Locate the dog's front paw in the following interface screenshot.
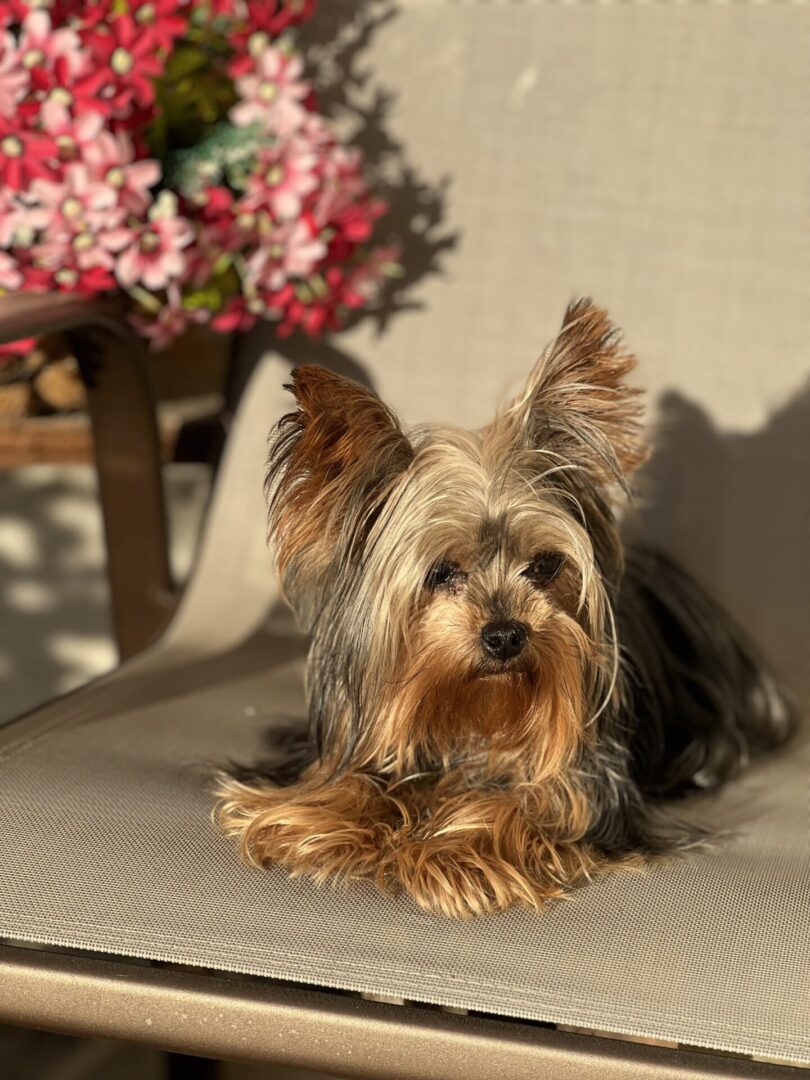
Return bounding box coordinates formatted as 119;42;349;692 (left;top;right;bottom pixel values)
214;773;393;886
385;835;565;919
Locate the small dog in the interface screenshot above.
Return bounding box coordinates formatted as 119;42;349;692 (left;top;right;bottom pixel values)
216;299;793;918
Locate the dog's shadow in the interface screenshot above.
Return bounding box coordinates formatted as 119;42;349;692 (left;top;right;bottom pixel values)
624;384;810;705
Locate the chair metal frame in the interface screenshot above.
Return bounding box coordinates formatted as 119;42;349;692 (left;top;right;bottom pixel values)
0;943;797;1079
0;294;175;659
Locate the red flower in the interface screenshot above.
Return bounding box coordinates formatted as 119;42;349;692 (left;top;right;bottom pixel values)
19;257;120;295
27;57;112;121
264;275;338;339
211;296;257;334
72;1;117;31
128;0;189;53
82;16;163;115
0;336;36;360
229;1;317;63
109;103;156;156
192;184;234;224
51;264;117;292
242;0;318;38
0;116;57;188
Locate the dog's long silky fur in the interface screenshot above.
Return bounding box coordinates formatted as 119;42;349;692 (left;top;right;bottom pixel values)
215;299;794;918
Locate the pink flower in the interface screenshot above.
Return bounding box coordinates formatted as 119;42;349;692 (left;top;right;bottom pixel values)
241;138;318;222
311;143;368;228
0;32;27;120
265;241;397;339
31;162;120;235
231;47;309;138
185;185;245;278
0;0;389;346
83;128;160;213
0;251;22;290
245;217;325;293
18;11;87;79
41;103;104;162
128;283;207;351
296;111;332;151
0;187;51;250
115;191;194;291
30;163;130;273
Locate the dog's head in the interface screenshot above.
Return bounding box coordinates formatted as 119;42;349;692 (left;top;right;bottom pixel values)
266;299;647;779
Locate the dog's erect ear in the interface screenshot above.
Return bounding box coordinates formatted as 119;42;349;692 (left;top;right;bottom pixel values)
490;299;647;487
266;365;413;582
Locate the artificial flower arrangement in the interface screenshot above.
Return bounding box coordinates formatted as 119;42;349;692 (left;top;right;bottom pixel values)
0;0;398;357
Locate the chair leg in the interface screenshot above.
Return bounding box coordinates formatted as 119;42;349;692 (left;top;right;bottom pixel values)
69;323;177;659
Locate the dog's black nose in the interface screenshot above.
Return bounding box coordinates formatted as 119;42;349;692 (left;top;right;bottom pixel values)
480;620;528;662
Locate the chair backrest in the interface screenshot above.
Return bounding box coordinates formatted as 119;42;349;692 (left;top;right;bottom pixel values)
238;1;809;698
160;355;292;658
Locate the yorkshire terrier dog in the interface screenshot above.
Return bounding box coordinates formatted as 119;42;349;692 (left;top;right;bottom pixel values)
216;299;793;918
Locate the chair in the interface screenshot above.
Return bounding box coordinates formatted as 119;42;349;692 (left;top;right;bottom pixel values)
1;3;807;1076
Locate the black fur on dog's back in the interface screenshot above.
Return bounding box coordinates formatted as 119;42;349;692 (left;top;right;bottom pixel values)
617;546;795;800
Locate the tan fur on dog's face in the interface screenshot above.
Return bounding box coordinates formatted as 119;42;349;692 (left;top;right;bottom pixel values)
353;425;610;777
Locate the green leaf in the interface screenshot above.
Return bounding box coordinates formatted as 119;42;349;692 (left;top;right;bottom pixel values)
181;265;241;313
146;36;238;158
162;121;262;197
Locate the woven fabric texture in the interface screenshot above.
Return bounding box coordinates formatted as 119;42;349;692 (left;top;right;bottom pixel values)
0;621;807;1062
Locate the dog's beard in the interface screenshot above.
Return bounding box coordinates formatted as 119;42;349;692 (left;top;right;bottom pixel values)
361;613;597;782
214;615;612;919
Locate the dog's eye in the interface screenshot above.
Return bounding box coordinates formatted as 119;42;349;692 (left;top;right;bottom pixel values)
426;560;461;590
523;551;565;587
